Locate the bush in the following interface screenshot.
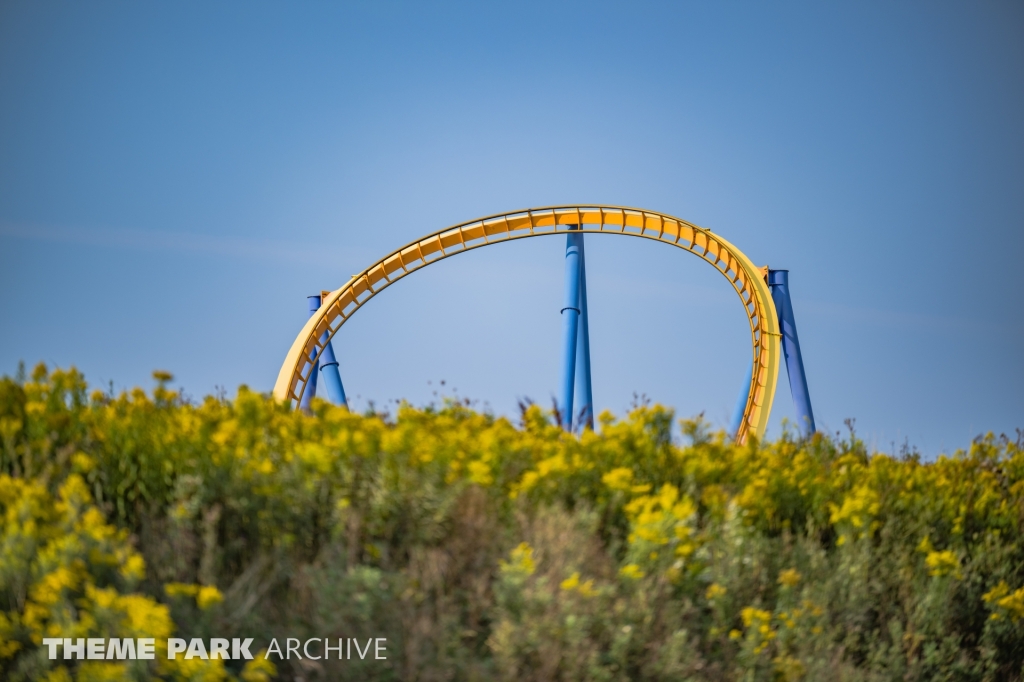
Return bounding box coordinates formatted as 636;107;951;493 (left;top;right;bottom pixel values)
0;364;1021;681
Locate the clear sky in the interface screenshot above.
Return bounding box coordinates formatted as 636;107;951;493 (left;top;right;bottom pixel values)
1;1;1021;456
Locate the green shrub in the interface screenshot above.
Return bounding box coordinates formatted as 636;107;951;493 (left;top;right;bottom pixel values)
0;364;1021;681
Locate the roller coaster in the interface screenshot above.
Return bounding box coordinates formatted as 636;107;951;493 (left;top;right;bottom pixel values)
273;205;815;443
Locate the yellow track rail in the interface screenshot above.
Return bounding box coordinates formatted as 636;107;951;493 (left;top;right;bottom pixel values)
273;205;780;442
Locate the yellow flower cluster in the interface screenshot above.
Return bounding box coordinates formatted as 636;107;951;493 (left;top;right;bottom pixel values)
777;569;802;588
622;484;698;564
560;572;597;598
0;472;226;679
983;581;1024;622
164;583;225;610
705;582;727;600
739;607;776;653
500;542;536;577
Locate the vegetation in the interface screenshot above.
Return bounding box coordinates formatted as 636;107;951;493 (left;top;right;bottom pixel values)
1;364;1022;681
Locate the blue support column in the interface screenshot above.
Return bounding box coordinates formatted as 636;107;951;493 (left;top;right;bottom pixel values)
299;295;322;412
558;228;584;430
575;234;594;430
729;361;753;440
318;332;348;408
300;294;348;411
768;269;815;436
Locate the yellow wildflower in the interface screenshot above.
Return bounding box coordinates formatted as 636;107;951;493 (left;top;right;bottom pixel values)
602;467;634;491
560;572;596;597
620;564;645;580
778;568;802;588
197;585;224;610
467;460;494;486
120;554;146;582
741;607;773;629
500;542;536;576
706;583;727;600
983;581;1024;622
925;550;961;579
164;582;200;599
71;452;96;473
241;652;278;682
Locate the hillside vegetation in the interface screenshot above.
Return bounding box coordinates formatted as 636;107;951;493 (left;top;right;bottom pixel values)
1;365;1022;681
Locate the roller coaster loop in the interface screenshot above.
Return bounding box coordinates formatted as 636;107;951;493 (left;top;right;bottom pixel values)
273;205;786;443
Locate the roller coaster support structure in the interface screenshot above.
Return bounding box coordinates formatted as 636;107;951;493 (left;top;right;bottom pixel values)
729;362;754;440
299;296;322;411
576;235;594;430
768;269;814;437
299;294;348;411
559;226;593;431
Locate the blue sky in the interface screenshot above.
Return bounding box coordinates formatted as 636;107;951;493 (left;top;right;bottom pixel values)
1;1;1021;455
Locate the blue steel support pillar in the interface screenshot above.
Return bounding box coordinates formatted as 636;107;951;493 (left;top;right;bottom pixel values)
575;234;594;430
300;294;348;411
768;269;815;436
728;361;753;440
558;228;584;430
318;332;348;408
299;295;322;412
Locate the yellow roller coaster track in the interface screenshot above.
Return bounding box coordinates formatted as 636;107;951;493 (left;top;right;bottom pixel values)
273;205;781;443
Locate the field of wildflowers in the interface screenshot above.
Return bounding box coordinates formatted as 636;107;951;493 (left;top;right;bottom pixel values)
0;364;1021;681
